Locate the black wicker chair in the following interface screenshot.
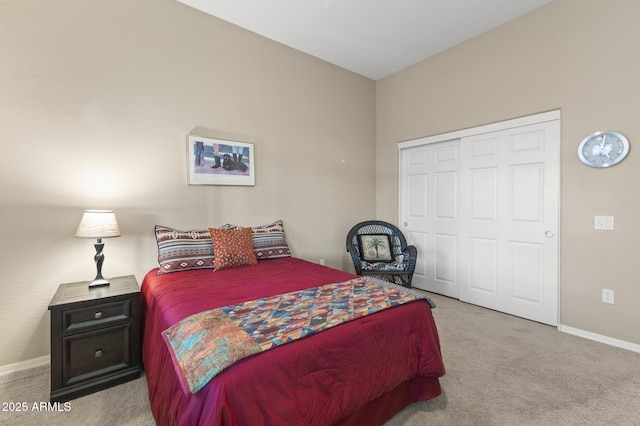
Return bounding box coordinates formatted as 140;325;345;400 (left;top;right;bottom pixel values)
346;220;417;288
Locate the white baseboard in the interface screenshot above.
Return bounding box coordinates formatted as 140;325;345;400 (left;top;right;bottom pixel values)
0;355;49;376
558;324;640;354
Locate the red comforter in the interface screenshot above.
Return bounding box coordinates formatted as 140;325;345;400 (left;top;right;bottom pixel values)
141;258;445;426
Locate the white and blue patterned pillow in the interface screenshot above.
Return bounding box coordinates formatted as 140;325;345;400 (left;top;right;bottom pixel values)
360;260;407;272
155;225;215;274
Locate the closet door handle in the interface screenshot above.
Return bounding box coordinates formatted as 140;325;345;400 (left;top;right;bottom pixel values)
545;231;554;238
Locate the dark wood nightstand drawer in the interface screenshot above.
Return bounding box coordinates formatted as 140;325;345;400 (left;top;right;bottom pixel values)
63;299;131;332
63;324;131;386
49;275;141;402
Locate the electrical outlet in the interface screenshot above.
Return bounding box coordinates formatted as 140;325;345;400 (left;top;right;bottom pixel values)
602;289;614;304
594;216;614;230
319;258;325;266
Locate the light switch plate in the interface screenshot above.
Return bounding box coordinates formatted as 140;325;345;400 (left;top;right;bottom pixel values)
594;216;614;230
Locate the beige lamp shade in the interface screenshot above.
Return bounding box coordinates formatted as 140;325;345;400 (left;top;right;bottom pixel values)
75;210;121;239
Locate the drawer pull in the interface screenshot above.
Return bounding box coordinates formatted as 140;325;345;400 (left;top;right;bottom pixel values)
95;349;103;358
94;311;103;320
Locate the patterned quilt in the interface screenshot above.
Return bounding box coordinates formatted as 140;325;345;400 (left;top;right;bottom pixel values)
163;277;434;394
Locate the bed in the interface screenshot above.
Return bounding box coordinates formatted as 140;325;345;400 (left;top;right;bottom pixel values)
141;223;445;425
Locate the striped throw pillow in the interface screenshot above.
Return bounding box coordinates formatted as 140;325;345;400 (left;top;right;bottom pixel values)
251;220;291;259
155;225;215;274
223;220;292;260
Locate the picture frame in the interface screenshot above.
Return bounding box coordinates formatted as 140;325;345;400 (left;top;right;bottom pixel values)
357;234;393;262
187;135;255;186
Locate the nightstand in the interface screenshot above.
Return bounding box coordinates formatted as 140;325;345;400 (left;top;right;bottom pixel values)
48;275;141;402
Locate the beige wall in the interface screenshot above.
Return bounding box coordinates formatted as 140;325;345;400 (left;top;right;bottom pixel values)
2;0;639;369
377;0;640;345
0;0;375;367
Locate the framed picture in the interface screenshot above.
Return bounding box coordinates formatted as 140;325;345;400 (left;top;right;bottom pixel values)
187;135;255;186
357;234;393;262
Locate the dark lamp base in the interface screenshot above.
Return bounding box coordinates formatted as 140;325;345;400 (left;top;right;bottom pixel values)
89;279;110;288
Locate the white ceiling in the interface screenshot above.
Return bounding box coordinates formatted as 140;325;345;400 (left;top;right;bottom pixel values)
177;0;554;81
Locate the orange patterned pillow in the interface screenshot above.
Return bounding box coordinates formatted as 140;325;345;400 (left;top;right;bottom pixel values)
209;227;258;271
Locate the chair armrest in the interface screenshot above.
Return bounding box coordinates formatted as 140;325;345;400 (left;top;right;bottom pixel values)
346;244;363;274
404;245;417;258
403;245;418;272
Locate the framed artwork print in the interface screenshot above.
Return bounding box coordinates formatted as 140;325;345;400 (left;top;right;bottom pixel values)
187;135;255;186
358;234;393;262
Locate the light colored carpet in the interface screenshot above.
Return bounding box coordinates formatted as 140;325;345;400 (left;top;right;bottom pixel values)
1;293;639;425
385;294;640;426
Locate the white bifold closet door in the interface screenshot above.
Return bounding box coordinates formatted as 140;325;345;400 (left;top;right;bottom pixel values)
399;112;559;326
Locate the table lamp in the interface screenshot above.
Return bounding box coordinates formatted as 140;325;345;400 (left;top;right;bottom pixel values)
75;210;121;287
